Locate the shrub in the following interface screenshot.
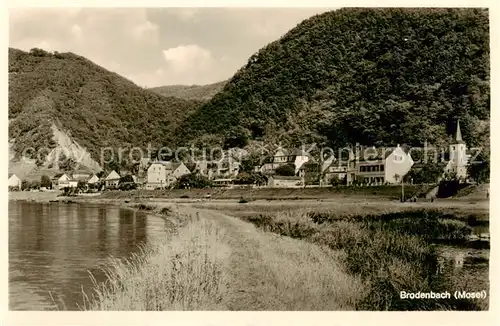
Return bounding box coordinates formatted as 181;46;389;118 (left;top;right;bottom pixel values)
159;207;172;215
133;204;155;211
244;208;483;310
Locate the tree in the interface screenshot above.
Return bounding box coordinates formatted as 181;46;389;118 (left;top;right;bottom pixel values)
21;180;30;191
30;180;41;190
407;163;443;184
330;176;345;186
468;158;490;184
40;175;52;188
275;164;296;176
174;173;212;189
77;181;87;193
234;172;266;185
58;152;77;172
118;175;137;190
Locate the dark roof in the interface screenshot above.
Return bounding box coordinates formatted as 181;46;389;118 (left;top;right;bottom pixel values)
184;163;196;172
52;173;65;179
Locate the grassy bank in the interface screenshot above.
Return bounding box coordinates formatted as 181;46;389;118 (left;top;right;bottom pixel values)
99;184;433;201
83;209;231;310
199;199;489;225
243;209;486;310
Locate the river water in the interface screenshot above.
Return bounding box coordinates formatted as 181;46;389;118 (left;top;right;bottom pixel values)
9;201;490;310
8;201;170;310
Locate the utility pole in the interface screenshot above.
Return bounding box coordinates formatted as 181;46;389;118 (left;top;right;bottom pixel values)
401;177;405;202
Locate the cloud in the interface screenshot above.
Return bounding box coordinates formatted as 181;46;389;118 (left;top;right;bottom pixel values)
9;8;335;87
175;8;199;22
71;24;82;38
131;20;159;44
162;44;213;75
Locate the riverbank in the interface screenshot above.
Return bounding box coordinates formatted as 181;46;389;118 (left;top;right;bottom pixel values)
98;185;436;201
81;202;488;310
80;203;365;310
84;209;231;310
9;189;489;221
238;209;489;310
10;190;489;310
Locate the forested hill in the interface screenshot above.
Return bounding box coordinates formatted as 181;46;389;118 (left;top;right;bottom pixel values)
8;47;201;166
150;81;228;101
176;8;490;151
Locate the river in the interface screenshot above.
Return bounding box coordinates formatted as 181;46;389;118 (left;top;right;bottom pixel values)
8;201;170;310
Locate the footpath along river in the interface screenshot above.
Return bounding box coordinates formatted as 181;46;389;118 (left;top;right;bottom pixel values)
8;199;490;310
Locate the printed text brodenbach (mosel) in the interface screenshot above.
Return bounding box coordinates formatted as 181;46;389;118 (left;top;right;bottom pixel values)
400;291;487;300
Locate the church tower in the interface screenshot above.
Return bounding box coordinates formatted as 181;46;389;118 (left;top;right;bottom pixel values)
448;119;468;180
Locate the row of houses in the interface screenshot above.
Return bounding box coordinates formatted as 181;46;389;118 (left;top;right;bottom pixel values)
51;170;130;190
8;121;470;191
8;169;124;191
104;120;472;189
261;120;470;187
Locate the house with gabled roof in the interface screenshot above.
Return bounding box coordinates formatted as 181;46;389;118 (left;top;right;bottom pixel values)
260;147;312;176
354;144;414;185
105;170;121;189
87;174;100;185
8;173;22;190
51;173;70;190
146;161;191;190
321;153;357;185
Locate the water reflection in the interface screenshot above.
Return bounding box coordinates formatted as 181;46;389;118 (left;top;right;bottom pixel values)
9;201;167;311
435;243;490;297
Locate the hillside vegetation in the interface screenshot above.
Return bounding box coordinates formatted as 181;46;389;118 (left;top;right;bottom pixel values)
150;81;228;101
8;48;201;166
177;8;489;150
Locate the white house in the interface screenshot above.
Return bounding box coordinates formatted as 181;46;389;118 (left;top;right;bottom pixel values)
384;145;415;184
146;161;191;189
105;170;121;188
8;173;21;190
51;173;70;190
87;175;100;185
260;147;311;176
355;145;414;185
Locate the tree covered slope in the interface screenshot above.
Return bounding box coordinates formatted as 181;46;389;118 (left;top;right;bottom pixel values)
150;81;228;101
177;8;489;150
9;48;201;165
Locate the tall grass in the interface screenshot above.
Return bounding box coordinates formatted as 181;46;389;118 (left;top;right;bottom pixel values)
83;214;230;310
243;209;483;310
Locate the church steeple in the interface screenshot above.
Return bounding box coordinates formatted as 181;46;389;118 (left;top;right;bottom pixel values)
453;119;465;144
455;119;463;142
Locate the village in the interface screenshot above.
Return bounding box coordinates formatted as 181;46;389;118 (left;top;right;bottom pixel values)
8;120;475;196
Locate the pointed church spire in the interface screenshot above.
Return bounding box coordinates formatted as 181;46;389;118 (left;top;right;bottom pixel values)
455;119;463;143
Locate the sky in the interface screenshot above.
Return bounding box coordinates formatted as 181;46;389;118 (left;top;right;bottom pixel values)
9;8;335;87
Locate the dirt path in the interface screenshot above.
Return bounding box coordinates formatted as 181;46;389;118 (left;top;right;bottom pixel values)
176;205;363;310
